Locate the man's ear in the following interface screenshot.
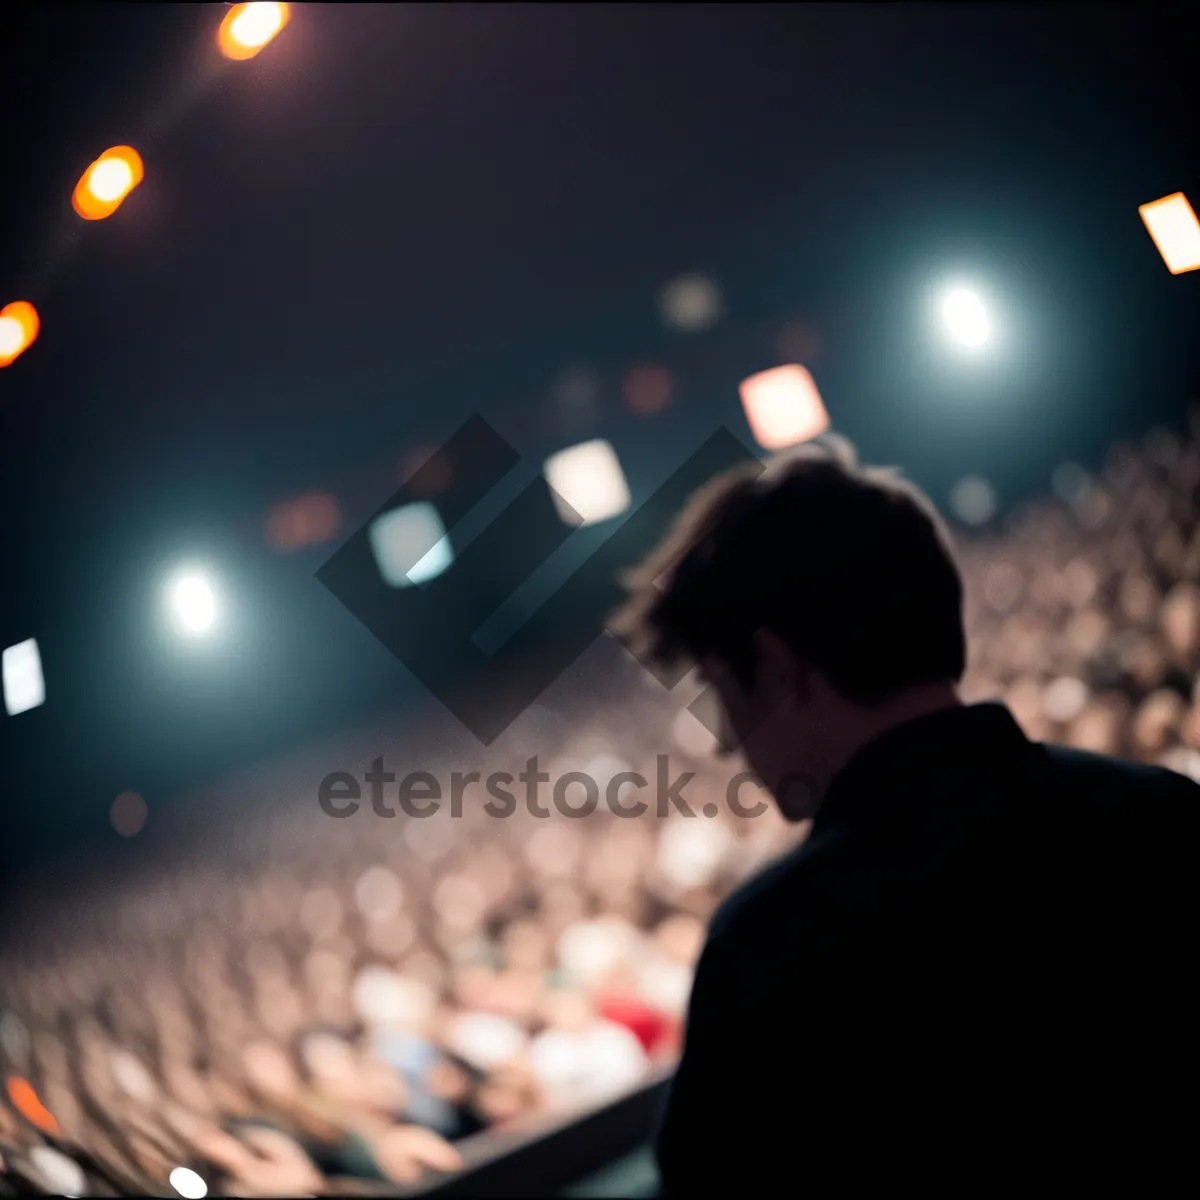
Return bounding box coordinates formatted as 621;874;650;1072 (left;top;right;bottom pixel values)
751;629;809;703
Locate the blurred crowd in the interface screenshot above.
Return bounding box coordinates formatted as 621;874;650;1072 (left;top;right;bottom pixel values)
4;416;1200;1196
957;416;1200;777
0;676;801;1195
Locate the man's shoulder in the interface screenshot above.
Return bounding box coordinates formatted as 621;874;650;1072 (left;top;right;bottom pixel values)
1034;740;1200;814
707;829;840;945
1038;740;1187;785
706;745;1198;945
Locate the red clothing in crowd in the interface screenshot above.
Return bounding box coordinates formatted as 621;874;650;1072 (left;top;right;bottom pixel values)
597;993;676;1056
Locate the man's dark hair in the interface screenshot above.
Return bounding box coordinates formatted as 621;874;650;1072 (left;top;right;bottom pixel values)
610;434;966;704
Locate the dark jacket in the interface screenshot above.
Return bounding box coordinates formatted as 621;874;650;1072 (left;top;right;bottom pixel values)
656;703;1197;1192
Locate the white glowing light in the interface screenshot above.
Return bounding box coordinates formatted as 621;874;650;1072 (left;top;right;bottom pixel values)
170;574;217;634
231;2;286;48
29;1148;85;1198
2;638;45;715
169;1167;208;1199
941;289;989;347
87;157;134;202
738;364;829;450
0;317;24;357
369;502;454;587
1139;192;1200;275
544;439;631;527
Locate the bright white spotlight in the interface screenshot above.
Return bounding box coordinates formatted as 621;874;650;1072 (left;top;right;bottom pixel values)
169;1166;209;1199
1139;192;1200;275
941;289;989;348
543;439;631;527
231;3;286;50
87;157;134;203
170;574;217;635
2;638;45;716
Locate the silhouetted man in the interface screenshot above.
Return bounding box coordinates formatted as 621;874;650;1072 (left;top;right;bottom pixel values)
611;435;1196;1191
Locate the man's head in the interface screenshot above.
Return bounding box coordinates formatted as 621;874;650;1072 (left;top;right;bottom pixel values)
611;435;965;818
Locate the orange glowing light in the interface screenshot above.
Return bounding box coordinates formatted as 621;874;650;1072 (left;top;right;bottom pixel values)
6;1077;60;1135
0;301;40;368
1139;193;1200;275
266;493;341;551
738;364;829;450
72;146;144;220
218;3;291;61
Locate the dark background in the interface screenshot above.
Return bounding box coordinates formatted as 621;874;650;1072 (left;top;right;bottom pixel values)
1;3;1197;872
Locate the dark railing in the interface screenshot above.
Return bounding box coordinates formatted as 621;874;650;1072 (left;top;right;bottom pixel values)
380;1069;671;1198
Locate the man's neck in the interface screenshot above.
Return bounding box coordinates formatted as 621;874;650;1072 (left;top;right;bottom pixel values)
831;681;963;784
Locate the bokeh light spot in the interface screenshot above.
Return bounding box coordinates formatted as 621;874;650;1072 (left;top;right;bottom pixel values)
111;792;148;838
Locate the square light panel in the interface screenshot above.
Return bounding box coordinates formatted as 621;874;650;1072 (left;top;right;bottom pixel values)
543;439;632;527
1139;192;1200;275
3;638;45;716
739;364;830;450
369;502;454;587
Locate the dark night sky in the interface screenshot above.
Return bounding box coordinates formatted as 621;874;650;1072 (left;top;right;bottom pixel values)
1;3;1198;869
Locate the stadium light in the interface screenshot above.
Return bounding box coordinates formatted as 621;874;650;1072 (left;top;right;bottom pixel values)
168;572;218;635
2;638;45;716
940;288;990;348
168;1167;209;1199
1138;192;1200;275
369;503;455;588
218;3;290;61
738;364;829;450
72;146;144;221
0;301;39;368
543;439;632;527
